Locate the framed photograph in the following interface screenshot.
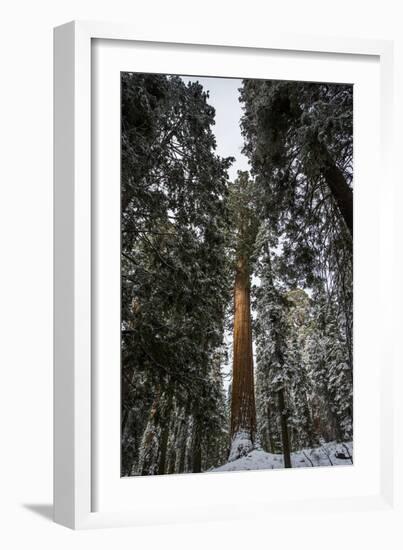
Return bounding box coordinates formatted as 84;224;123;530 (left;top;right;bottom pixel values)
54;21;396;530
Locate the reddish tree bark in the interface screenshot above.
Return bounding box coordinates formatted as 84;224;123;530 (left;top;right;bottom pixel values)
230;255;257;447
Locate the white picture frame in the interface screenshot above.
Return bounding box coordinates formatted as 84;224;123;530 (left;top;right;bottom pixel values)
54;20;398;530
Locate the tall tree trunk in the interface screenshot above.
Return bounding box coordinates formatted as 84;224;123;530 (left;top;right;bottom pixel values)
176;413;188;474
157;390;173;475
264;243;292;467
277;389;292;468
191;416;202;473
230;254;256;459
167;413;182;474
139;388;161;475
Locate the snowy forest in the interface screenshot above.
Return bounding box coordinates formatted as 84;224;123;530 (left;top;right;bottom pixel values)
121;73;353;476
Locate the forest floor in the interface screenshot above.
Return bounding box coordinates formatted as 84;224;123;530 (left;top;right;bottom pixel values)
211;441;353;472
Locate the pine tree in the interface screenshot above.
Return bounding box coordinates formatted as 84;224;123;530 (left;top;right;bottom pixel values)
240;80;353;238
283;289;317;449
254;224;292;467
241;78;353;454
121;73;233;475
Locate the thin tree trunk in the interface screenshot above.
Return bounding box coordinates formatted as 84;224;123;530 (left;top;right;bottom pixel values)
230;254;256;456
277;389;292;468
191;417;202;473
176;414;188;474
157;390;173;475
139;388;161;475
264;243;292;467
167;413;182;474
267;404;276;453
316;141;353;237
303;393;315;448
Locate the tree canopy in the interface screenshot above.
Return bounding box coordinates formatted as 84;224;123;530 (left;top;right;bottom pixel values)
121;74;353;476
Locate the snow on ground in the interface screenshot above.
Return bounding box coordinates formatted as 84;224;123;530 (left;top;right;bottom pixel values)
228;431;254;462
211;441;353;472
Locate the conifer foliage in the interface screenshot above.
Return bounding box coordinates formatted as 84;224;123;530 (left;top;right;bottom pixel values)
241;79;353;462
121;73;232;475
121;74;353;475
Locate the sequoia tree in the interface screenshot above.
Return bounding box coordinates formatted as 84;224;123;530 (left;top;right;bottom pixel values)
228;172;259;460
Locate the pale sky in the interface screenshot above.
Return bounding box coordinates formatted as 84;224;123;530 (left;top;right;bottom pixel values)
180;76;250;181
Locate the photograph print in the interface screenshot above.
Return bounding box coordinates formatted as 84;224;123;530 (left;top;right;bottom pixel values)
121;73;353;476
